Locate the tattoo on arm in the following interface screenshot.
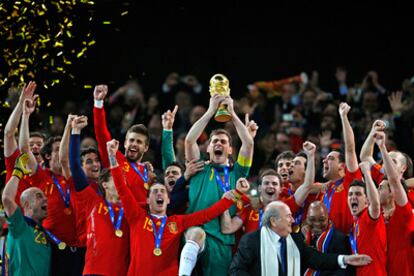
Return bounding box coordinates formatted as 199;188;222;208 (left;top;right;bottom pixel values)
109;155;118;167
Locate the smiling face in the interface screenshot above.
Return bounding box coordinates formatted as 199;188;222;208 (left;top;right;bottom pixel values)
164;165;182;192
82;152;101;181
306;202;329;238
124;132;149;162
348;185;368;217
289;156;306;185
22;187;48;222
269;204;294;237
259;175;281;205
147;184;170;215
207;133;232;165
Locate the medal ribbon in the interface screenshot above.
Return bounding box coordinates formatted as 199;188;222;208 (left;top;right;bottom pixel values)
149;214;167;250
258;208;263;228
349;220;359;254
213;167;230;193
105;199;124;233
24;216;64;248
293;206;304;227
52;175;70;208
323;179;343;215
130;162;148;184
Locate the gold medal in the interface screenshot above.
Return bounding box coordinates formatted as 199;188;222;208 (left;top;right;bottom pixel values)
115;229;123;238
293;224;300;233
58;242;66;250
144;183;149;190
64;207;72;215
153;248;162;256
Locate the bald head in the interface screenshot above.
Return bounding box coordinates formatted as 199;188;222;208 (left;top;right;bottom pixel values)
306;201;329;237
20;187;48;222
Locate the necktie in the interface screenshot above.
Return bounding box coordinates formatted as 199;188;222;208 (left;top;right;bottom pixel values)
279;237;287;274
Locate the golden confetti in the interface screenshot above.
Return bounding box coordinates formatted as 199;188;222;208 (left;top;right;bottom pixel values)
0;0;96;87
121;11;128;16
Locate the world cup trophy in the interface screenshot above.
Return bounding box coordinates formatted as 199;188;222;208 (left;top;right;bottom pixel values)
209;73;232;122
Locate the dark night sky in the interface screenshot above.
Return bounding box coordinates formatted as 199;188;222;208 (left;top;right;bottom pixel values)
70;1;413;98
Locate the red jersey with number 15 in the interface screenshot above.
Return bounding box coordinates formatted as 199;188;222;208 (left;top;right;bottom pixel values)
111;166;234;276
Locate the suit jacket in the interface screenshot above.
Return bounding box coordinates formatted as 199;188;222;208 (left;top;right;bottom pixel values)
229;230;341;276
309;229;355;276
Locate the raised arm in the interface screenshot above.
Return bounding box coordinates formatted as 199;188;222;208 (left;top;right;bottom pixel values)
223;97;254;161
19;98;38;173
185;94;223;161
107;139;141;221
220;210;243;234
359;161;381;219
161;105;178;169
59;114;76;179
374;132;407;206
294;141;316;206
2;153;31;217
4;82;37;157
339;102;358;172
360;120;386;165
93;84;114;168
69;115;90;191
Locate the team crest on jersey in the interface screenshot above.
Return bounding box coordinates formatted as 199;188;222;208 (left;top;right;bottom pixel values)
335;184;344;192
167;222;178;234
123;162;130;172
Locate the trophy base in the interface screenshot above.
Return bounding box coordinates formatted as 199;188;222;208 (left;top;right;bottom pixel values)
214;113;232;123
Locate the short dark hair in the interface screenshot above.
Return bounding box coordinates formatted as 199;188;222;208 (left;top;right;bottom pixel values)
80;147;100;164
165;161;184;174
147;183;168;198
295;151;308;168
274;151;295;167
126;124;150;145
259;168;282;185
208;129;232;146
332;149;345;163
98;168;110;196
349;179;367;195
40;136;61;168
29;131;47;141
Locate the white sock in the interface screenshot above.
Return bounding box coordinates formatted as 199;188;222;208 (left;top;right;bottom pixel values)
178;240;201;276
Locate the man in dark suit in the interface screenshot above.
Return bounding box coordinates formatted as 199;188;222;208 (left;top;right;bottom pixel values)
229;201;371;276
302;201;354;275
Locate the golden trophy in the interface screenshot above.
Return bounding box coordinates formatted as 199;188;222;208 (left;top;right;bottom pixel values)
209;73;232;122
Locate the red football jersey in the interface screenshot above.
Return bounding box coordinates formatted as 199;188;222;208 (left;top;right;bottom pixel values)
74;186;130;276
111;166;234;276
385;202;414;275
72;181;100;247
27;168;78;246
324;168;362;234
352;208;387;276
94;106;148;202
